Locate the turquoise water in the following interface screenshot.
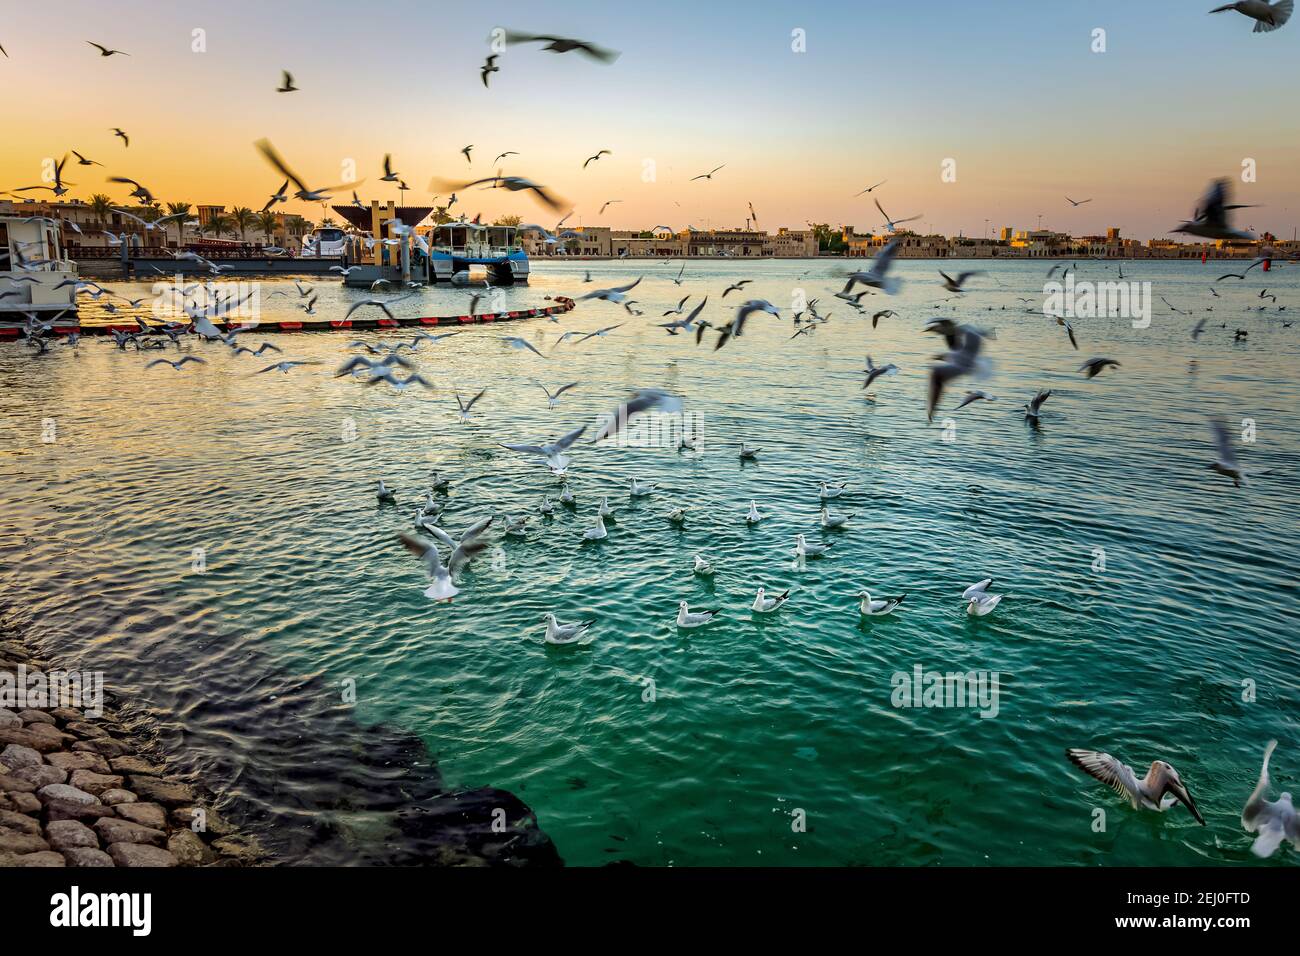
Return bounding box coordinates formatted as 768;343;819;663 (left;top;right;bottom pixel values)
1;257;1296;866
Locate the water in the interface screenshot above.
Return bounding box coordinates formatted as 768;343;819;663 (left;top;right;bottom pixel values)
1;257;1296;866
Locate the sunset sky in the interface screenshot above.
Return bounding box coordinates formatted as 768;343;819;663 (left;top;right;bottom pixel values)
3;0;1297;239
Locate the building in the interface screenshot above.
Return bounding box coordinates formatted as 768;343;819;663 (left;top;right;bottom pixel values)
772;228;818;257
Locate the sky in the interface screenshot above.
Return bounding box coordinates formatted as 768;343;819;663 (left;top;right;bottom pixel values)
2;0;1297;240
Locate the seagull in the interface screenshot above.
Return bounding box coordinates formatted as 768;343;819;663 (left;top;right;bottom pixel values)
429;173;566;211
853;179;887;196
1023;389;1052;422
111;128;129;147
501;335;547;358
335;354;414;377
666;506;687;525
539;382;578;408
691;164;726;181
399;530;488;603
793;534;830;559
461;144;473;163
498;425;587;471
1173;178;1256;241
738;443;761;461
861;355;899;391
1079;357;1120;379
629;478;656;497
379;154;402;183
255;138;358;201
87;41;129;57
502;31;621;63
583;149;611;168
277;70;298;92
146;356;205;371
598;199;621;215
926;322;991;422
71;150;102;167
676;601;720;630
871;309;896;329
662;294;692;317
455;388;487;422
939;270;981;294
842;238;902;295
578;276;640;305
672;261;687;285
597;496;616;520
721;279;751;298
1065;196;1092;206
715;299;779;350
955;390;995;410
1055;316;1079;350
377;480;398;503
858;590;905;616
591;389;684;443
1066;748;1206;825
1208;416;1265;487
365;370;433;391
962;578;1003;616
693;554;715;576
745;500;767;524
544;612;594;645
343;294;414;323
480;54;499;87
581;514;608;541
818;481;847;500
819;506;853;529
1209;1;1293;32
874;197;921;231
539;495;555;516
258;361;320;374
1240;740;1298;857
751;587;790;614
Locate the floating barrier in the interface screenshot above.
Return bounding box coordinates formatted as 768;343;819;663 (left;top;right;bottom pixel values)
0;297;575;338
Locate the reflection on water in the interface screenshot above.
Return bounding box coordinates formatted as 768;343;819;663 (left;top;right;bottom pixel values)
1;258;1296;866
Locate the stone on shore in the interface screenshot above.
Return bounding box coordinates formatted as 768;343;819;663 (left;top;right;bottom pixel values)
100;788;138;806
115;802;167;830
61;846;115;867
14;764;68;788
45;819;99;851
37;783;98;805
93;817;166;847
68;769;124;796
0;829;50;854
46;751;112;774
108;843;178;867
1;743;42;769
16;850;66;867
127;775;196;806
166;829;211;866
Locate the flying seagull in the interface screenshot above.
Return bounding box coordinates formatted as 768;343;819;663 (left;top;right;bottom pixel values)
502;31;620;63
715;299;779;350
1079;357;1121;379
1207;416;1266;487
1066;748;1206;825
429;174;566;211
1065;196;1092;206
481;54;499;87
584;149;611;169
875;197;921;231
1023;388;1052;422
1173;178;1256;241
939;270;980;294
592;389;684;443
1240;739;1299;858
925;323;990;421
111;128;129;147
87;41;129;57
399;530;488;603
277;70;298;92
499;425;588;471
853;179;887;196
1209;1;1293;33
255;138;357;201
691;164;726;182
843;238;903;295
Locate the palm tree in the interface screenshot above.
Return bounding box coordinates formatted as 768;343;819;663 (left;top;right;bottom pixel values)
230;206;257;244
204;214;233;240
165;201;191;250
256;210;278;245
88;193;115;235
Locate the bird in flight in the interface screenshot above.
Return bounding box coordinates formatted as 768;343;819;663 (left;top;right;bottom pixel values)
875;198;921;231
87;41;129;57
584;149;611;169
599;199;621;215
71;150;101;166
481;54;499;87
277;70;298;92
853;180;887;196
691;164;725;182
1209;1;1293;33
111;127;129;147
502;31;620;63
1065;196;1091;206
461;144;473;164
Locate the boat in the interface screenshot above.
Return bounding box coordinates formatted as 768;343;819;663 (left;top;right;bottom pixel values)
0;214;79;325
330;201;528;287
301;225;348;258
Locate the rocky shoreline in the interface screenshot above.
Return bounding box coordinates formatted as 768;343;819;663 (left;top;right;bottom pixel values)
0;637;265;868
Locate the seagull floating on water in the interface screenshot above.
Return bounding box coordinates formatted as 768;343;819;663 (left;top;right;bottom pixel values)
858;590;905;616
963;578;1003;616
544;612;594;645
676;601;719;630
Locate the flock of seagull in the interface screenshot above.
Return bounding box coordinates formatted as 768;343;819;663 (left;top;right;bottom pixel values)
3;13;1297;861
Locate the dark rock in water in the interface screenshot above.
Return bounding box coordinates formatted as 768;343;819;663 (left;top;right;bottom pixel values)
389;788;563;867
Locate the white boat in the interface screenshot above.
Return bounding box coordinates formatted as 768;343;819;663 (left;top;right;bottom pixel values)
301;225;348;258
0;215;79;322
